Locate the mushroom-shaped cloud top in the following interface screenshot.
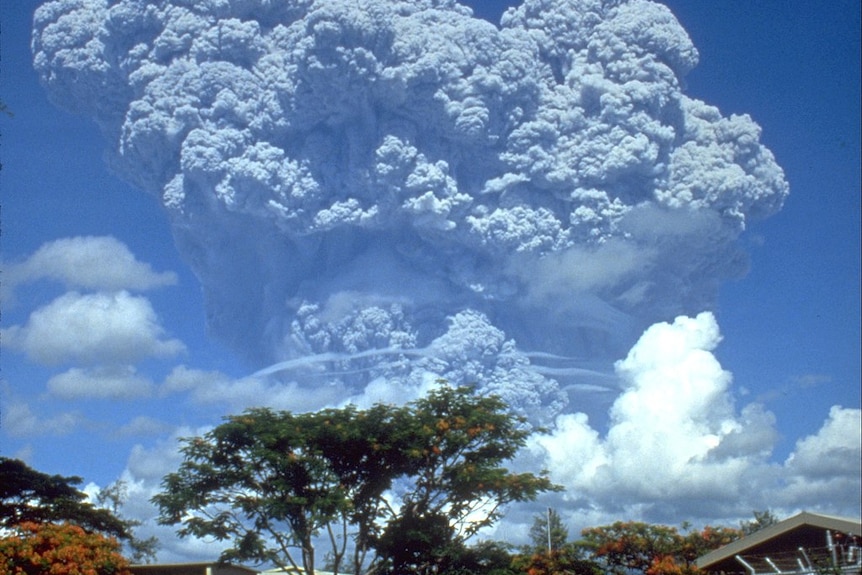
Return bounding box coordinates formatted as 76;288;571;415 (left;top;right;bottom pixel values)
33;0;787;418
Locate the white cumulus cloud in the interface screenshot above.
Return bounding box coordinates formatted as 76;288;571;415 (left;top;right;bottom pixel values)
778;405;862;512
2;236;176;303
532;313;775;517
785;406;862;478
2;291;185;365
2;401;83;438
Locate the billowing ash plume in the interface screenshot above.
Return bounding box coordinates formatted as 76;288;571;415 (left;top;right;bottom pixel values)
32;0;787;420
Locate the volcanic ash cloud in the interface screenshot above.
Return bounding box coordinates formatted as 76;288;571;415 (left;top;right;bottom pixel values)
32;0;788;417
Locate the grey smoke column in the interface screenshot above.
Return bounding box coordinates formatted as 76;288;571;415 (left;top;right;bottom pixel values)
32;0;787;417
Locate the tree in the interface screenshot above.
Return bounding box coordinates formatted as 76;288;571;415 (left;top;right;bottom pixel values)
739;510;779;535
374;509;456;574
370;385;559;575
460;540;518;575
512;548;602;575
154;383;558;575
154;406;382;574
378;386;558;573
0;457;127;538
305;402;423;573
581;521;682;575
97;480;160;563
580;521;742;575
527;508;569;554
0;457;157;563
677;525;742;567
0;521;131;575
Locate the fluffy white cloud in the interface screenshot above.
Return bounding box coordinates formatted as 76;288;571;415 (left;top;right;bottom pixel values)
2;401;83;437
602;312;743;493
116;429;230;562
46;365;155;399
340;372;442;409
533;313;774;516
785;406;862;478
125;435;190;484
745;406;861;515
2;236;176;301
2;291;185;365
159;364;235;396
528;313;862;525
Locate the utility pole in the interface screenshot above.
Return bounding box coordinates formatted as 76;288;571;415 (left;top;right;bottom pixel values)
548;507;553;555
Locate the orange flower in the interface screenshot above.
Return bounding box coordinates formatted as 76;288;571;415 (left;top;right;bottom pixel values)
0;522;131;575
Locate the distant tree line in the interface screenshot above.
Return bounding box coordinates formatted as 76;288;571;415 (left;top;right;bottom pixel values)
1;382;781;575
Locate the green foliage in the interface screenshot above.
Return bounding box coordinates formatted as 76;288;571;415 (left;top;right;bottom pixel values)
96;480;160;563
677;525;742;566
581;521;681;575
0;457;127;540
527;508;570;553
580;521;742;575
154;407;369;573
373;509;455;574
739;510;779;535
153;383;558;575
0;457;158;563
512;546;603;575
360;384;560;574
463;540;519;575
374;537;518;575
394;385;560;541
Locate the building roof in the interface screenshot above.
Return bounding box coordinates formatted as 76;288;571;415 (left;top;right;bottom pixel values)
129;562;259;575
261;569;335;575
697;511;862;574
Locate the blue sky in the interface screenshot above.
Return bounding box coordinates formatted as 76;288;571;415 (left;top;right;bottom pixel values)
1;0;859;561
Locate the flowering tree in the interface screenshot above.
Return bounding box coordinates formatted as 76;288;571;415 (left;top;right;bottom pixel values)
0;457;157;562
677;525;744;568
511;548;602;575
581;521;742;575
0;521;131;575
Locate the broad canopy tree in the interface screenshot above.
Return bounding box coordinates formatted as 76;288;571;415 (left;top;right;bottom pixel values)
153;384;558;575
0;457;158;563
0;457;127;538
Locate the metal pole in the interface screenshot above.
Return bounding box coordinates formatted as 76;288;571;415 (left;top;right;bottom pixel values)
799;547;813;572
765;557;783;574
827;530;838;566
736;554;757;575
